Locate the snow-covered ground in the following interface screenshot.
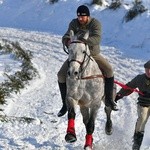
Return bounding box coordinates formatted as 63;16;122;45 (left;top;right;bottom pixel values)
0;0;149;149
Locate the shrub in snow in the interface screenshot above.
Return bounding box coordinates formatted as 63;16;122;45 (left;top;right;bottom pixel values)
0;39;38;105
124;1;147;22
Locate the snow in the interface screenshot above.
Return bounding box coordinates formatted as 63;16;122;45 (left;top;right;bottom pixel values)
0;0;150;149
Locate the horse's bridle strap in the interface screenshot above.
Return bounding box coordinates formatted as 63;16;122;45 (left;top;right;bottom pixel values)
69;59;83;65
70;40;84;44
80;74;104;80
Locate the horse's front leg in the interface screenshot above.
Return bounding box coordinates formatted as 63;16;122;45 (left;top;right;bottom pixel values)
82;107;98;150
80;107;92;149
65;98;77;143
105;106;113;135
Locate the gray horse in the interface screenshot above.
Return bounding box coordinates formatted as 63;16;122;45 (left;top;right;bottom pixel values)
65;30;114;149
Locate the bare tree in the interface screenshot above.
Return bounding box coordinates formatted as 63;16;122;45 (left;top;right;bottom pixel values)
112;0;122;2
48;0;58;4
124;0;147;22
92;0;106;6
109;0;122;10
135;0;142;4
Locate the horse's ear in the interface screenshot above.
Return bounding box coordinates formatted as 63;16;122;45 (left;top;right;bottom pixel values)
83;31;89;40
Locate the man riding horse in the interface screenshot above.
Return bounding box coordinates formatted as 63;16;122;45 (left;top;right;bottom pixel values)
57;5;118;117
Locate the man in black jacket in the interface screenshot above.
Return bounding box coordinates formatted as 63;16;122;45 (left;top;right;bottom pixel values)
115;60;150;150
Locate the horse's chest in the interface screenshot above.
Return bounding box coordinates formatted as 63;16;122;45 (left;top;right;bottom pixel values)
67;79;103;98
67;86;84;99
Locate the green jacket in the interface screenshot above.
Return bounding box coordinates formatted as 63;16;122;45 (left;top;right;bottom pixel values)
118;74;150;106
62;17;101;56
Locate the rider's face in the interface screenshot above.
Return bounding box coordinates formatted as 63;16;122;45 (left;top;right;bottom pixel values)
77;16;89;25
145;68;150;78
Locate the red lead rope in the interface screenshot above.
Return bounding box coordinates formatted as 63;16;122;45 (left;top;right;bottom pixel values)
114;80;144;96
79;73;144;96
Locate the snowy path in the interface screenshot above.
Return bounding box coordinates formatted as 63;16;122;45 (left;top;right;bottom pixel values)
0;28;149;150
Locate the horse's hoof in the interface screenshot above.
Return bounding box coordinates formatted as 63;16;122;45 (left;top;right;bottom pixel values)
105;120;113;135
84;145;93;150
65;133;77;143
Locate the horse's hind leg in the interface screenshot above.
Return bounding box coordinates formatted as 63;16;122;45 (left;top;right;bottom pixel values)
65;106;77;143
105;106;113;135
105;83;117;135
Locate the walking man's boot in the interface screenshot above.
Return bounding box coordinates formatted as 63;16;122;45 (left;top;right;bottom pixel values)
132;132;144;150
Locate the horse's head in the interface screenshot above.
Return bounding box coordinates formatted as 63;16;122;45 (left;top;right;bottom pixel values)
67;30;91;79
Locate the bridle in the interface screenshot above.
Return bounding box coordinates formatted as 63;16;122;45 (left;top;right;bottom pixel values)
68;41;87;65
69;41;92;76
64;40;103;80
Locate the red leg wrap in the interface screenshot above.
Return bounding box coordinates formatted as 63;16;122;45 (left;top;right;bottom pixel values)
67;119;75;135
84;134;93;149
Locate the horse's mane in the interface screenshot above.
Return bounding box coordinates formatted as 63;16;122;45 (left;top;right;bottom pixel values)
70;30;89;43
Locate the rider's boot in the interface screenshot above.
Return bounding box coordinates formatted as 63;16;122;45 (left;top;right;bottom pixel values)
57;82;67;117
105;76;118;111
132;132;144;150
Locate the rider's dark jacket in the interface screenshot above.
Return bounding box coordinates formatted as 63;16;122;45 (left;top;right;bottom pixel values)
62;17;101;56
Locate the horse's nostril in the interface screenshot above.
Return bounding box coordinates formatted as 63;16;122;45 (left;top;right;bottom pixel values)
74;72;78;76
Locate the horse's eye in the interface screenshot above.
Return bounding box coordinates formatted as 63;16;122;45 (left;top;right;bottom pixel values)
83;51;86;54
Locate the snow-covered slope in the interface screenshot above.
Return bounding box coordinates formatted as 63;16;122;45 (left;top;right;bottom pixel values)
0;0;149;149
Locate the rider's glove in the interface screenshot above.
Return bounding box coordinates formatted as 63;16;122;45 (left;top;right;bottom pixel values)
63;38;71;48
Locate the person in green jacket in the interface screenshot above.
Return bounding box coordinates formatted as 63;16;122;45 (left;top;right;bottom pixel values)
115;60;150;150
57;5;118;117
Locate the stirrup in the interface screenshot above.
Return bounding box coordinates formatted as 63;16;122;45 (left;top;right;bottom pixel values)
111;105;118;111
106;103;118;111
